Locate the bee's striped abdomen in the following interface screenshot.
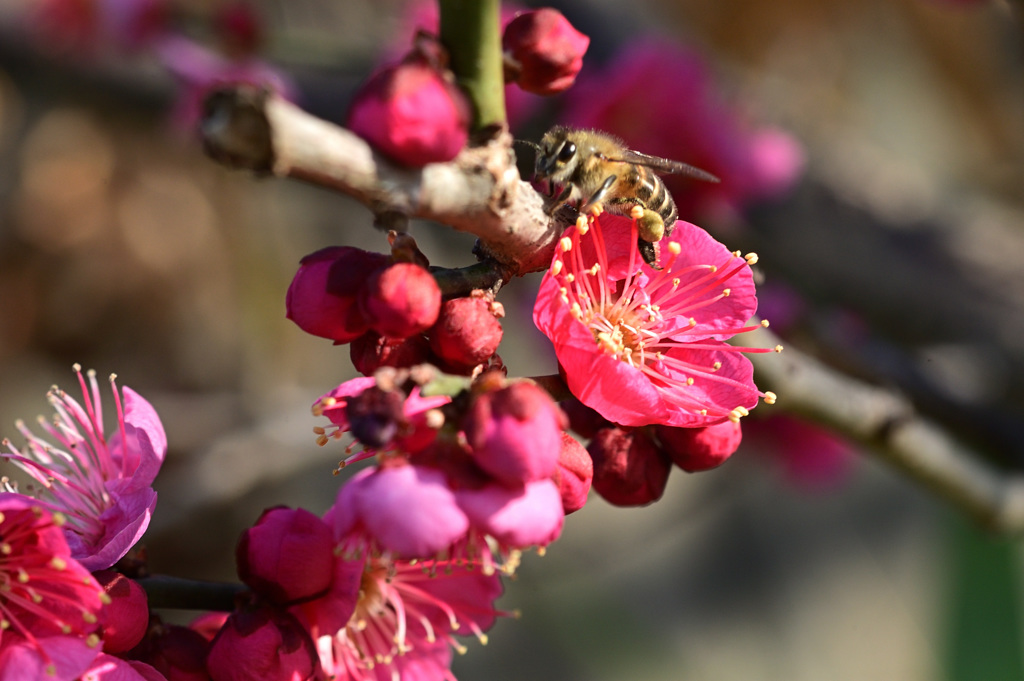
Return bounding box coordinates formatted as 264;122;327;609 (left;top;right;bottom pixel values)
636;166;678;230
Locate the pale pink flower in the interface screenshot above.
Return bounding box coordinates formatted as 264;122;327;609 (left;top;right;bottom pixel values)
2;367;167;571
0;493;107;681
316;550;504;681
333;464;470;560
534;213;774;428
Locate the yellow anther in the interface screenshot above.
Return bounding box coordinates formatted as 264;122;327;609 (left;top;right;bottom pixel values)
588;263;601;276
312;426;325;435
774;345;784;353
575;215;588;231
712;361;722;371
708;265;718;272
551;260;563;276
745;252;759;265
589;203;604;216
86;634;100;648
83;612;97;624
560;236;573;252
0;543;10;555
17;569;29;583
566;273;575;283
630;205;644;220
49;557;67;570
571;302;583;321
672;277;681;288
688;317;697;327
731;250;741;257
686;378;695;385
668;241;681;255
99;593;112;605
760;319;770;327
763;392;777;405
722;288;731;297
315;434;329;447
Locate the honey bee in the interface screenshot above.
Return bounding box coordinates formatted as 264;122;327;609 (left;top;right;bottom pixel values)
529;126;719;268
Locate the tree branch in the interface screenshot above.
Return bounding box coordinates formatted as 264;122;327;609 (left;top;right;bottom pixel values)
747;329;1024;533
201;87;559;277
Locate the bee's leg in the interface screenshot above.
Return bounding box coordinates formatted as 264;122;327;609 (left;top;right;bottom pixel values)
579;175;618;215
543;182;574;216
637;237;661;270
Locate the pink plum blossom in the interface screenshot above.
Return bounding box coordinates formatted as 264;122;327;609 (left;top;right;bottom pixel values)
315;549;504;681
0;494;107;681
534;213;775;428
312;378;450;465
2;366;167;570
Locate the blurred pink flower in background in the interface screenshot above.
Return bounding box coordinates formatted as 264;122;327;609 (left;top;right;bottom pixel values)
2;367;166;571
746;414;855;490
154;34;297;135
563;42;804;221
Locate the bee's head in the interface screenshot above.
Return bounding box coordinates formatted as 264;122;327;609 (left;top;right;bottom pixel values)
534;126;580;182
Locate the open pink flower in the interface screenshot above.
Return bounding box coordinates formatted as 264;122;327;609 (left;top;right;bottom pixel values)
2;366;167;571
0;494;108;681
534;214;775;428
315;549;504;681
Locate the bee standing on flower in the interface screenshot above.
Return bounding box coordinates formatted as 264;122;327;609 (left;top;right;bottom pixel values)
530;125;719;268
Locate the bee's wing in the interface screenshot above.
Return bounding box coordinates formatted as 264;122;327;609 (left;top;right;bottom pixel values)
604;149;720;183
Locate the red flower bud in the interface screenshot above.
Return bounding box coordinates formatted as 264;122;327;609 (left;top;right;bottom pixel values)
588;426;670;506
559;397;610;439
128;620;211;681
360;263;441;339
552;431;592;514
285;246;388;344
502;9;589;95
656;421;742;472
429;293;504;370
236;507;335;604
95;570;150;654
350;331;435;376
207;601;318;681
464;382;563;486
348;40;470;166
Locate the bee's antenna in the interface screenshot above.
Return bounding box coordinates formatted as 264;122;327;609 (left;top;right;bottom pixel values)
514;139;541;151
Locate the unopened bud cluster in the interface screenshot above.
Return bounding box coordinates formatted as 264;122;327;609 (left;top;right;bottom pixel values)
287;234;505;378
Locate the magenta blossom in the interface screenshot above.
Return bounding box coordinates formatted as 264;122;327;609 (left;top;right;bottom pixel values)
534;213;777;428
313;377;450;466
2;366;166;571
80;655;168;681
0;494;108;681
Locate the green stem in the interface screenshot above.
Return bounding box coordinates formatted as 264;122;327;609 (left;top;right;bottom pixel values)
438;0;507;132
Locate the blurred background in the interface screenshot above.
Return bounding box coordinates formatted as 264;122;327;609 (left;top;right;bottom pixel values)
0;0;1023;679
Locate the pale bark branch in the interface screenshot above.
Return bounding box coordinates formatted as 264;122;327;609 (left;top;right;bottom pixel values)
201;87;560;277
747;329;1024;533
